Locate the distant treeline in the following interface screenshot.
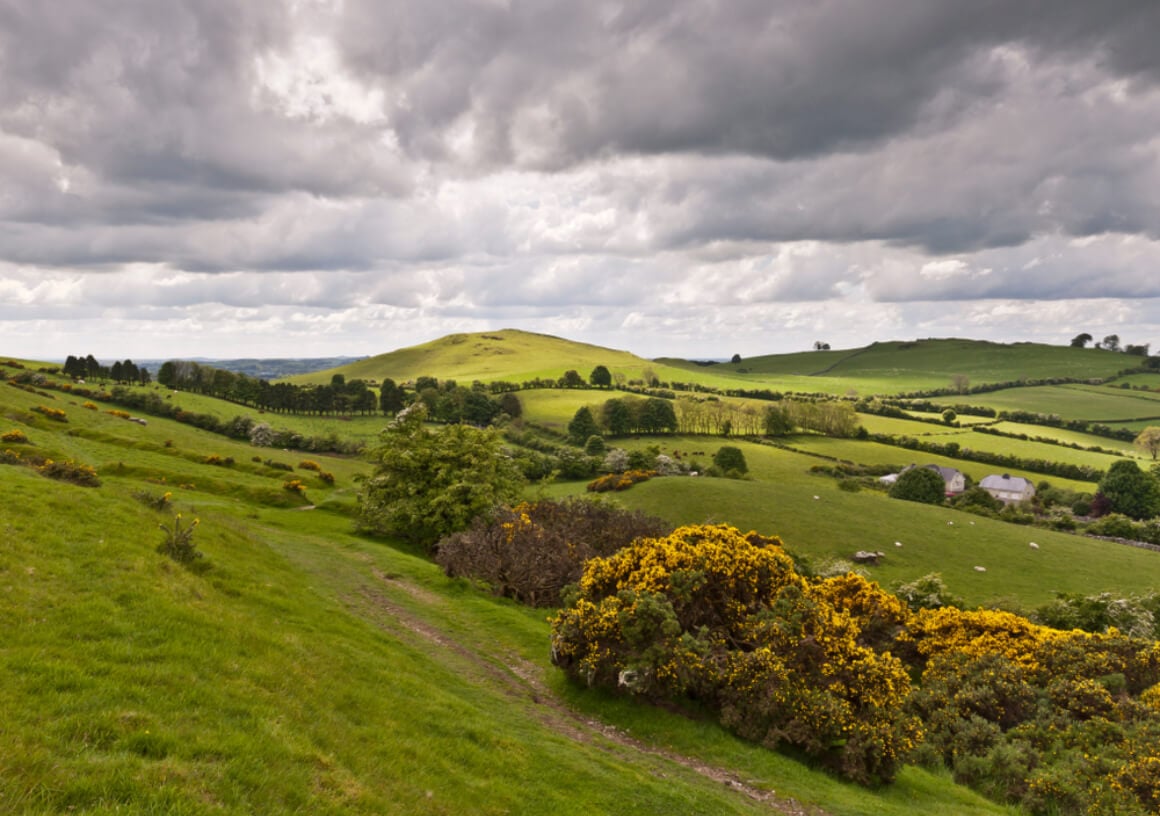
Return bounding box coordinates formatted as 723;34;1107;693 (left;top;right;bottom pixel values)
867;432;1105;483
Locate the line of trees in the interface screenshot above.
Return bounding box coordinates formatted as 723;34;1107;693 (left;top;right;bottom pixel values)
63;355;151;385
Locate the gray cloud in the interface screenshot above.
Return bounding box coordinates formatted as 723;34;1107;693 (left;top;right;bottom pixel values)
2;1;1159;359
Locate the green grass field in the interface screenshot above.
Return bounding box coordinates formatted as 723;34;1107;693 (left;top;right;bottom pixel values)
1;360;1025;816
561;436;1159;609
7;337;1160;815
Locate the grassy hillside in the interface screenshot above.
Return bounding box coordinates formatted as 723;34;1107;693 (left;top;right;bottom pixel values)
289;329;663;387
302;334;1142;402
665;338;1136;395
2;362;1021;815
544;436;1160;609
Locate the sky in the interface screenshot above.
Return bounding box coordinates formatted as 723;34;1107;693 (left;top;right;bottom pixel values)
2;0;1159;362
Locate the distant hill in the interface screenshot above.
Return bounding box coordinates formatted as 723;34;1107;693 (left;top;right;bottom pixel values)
137;357;367;380
288;328;660;385
294;333;1141;397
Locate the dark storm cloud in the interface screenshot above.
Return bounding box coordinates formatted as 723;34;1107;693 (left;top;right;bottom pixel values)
337;0;1160;166
2;0;1160;357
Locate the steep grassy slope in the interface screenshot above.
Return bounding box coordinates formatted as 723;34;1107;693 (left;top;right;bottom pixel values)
1;366;1016;816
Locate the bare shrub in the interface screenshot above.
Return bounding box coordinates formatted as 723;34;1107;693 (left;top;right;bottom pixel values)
436;497;669;607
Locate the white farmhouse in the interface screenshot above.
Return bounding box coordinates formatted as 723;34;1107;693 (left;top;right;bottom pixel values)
980;473;1036;504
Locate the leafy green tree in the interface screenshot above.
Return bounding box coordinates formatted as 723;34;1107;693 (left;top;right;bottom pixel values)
584;435;606;456
1098;459;1160;520
1070;333;1093;348
560;370;584;388
498;391;522;419
639;398;677;433
357;405;525;547
889;467;946;505
589;365;612;388
567;406;601;445
1101;334;1121;352
379;378;405;415
941;408;957;425
601;398;632;436
764;403;793;436
713;445;748;475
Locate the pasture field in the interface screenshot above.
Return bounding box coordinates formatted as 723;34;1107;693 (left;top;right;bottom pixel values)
966;384;1160;421
662;338;1134;396
990;420;1141;454
568;436;1160;608
1;362;1019;816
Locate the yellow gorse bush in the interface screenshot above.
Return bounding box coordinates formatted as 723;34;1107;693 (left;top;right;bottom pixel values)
552;523;919;785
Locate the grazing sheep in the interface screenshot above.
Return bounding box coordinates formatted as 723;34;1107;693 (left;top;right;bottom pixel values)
813;495;820;500
894;541;903;547
974;566;987;572
947;521;954;526
1029;542;1039;550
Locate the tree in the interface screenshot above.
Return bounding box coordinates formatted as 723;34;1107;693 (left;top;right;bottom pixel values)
950;374;970;394
589;365;612;388
730;354;742;364
1125;343;1151;357
1070;333;1093;348
498;391;522;419
889;467;946;505
357;405;525;546
941;408;957;425
560;369;584;388
764;404;793;436
713;445;748;475
567;406;601;445
379;378;405;415
601;398;632;436
1098;459;1160;520
1102;334;1121;352
639;398;677;433
1135;427;1160;461
813;341;831;350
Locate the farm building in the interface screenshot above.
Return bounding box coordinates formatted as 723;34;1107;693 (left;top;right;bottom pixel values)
880;464;966;496
980;473;1036;504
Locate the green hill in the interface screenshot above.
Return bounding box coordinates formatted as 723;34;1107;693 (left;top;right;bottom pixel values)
303;333;1141;399
1;360;1016;815
289;329;661;386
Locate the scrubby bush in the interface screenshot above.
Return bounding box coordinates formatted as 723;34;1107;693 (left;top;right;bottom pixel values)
712;445;748;475
587;469;656;493
1;429;28;444
298;459;322;472
551;524;920;785
32;405;67;422
157;513;202;564
436;498;669;607
35;458;100;487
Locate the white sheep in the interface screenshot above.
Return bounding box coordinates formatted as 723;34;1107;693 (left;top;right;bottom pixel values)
1029;542;1039;550
894;541;903;547
974;566;987;572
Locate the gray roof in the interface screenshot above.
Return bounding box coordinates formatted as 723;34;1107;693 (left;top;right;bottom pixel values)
980;474;1034;491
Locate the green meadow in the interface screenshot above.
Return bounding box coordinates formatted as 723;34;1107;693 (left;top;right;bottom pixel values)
5;333;1160;815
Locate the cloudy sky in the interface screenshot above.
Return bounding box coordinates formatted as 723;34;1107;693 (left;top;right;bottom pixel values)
2;0;1159;362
